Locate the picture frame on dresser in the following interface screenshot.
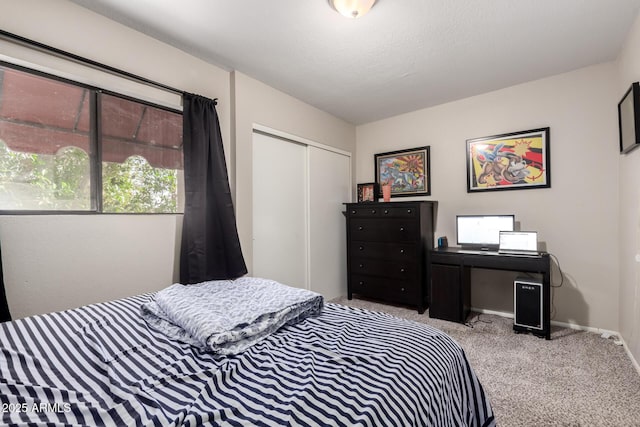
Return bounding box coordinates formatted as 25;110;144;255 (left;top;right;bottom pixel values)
357;182;378;203
374;146;431;198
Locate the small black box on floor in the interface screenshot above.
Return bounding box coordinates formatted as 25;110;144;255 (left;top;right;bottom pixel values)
513;276;545;337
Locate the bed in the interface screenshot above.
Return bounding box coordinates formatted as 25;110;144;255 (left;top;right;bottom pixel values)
0;278;495;426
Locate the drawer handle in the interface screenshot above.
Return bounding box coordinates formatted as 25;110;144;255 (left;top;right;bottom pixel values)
359;264;364;268
359;281;364;286
400;268;405;273
359;246;364;251
400;249;404;254
400;287;406;292
399;227;405;231
384;209;389;214
407;209;412;214
371;209;376;214
351;210;356;214
358;226;364;231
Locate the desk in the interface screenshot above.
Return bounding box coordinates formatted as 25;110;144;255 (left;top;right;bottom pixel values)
429;247;551;340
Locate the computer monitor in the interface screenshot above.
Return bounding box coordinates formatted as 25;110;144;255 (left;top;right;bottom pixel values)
456;215;515;249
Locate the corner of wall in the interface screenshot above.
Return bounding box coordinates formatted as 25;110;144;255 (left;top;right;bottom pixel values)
615;7;640;376
229;71;238;201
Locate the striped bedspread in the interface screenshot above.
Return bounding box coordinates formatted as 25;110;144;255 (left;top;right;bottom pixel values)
0;294;495;426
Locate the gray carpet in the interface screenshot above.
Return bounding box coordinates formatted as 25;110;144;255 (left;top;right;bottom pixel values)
330;296;640;427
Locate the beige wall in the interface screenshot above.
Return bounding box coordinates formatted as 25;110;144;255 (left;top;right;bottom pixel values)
0;1;356;318
0;0;230;318
356;63;620;331
1;1;637;373
0;215;181;318
616;14;640;369
232;71;355;273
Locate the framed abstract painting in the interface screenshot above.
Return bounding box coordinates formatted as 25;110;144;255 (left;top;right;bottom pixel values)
374;146;430;198
466;128;550;193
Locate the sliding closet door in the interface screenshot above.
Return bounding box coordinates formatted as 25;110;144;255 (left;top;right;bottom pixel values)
308;146;350;300
252;132;308;289
252;128;352;298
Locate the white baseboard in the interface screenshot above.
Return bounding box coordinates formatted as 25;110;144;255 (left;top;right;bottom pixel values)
471;307;640;376
619;336;640;377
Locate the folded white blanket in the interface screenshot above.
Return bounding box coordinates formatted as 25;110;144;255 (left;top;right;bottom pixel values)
141;277;323;355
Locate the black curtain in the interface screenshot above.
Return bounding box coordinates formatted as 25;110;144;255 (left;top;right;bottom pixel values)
0;239;11;322
180;93;247;284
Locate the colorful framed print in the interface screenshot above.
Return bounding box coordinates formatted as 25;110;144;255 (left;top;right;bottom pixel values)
374;146;430;198
466;128;550;193
357;182;378;202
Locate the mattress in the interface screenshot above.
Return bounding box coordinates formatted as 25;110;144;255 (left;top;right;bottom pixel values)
0;293;495;426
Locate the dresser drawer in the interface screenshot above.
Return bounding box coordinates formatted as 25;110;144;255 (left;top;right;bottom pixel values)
350;257;418;280
347;206;418;218
350;219;419;242
349;241;418;261
350;274;417;304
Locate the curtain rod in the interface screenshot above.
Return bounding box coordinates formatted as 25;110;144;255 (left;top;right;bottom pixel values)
0;29;183;96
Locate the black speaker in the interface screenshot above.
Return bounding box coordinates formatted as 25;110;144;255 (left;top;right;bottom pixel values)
513;276;544;336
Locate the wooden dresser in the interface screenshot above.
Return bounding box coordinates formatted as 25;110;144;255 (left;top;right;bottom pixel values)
344;201;436;313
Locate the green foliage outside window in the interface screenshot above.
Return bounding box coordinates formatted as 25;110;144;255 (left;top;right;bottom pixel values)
0;142;178;212
0;143;90;210
54;147;91;203
102;156;178;213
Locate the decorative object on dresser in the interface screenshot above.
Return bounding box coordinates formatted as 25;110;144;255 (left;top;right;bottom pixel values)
466;127;550;193
345;201;437;313
381;182;392;202
356;182;378;202
374;146;431;198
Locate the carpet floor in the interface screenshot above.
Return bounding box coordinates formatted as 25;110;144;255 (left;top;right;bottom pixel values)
330;296;640;427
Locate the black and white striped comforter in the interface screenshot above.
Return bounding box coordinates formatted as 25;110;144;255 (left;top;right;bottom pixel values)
0;294;495;426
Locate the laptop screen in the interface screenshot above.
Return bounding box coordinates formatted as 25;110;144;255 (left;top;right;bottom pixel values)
499;231;537;251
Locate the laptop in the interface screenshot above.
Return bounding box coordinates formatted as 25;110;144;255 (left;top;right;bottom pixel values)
498;231;539;255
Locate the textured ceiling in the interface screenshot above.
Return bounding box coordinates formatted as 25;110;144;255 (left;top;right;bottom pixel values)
69;0;640;125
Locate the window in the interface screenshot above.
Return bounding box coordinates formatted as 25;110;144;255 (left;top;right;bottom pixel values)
0;63;183;213
100;93;183;213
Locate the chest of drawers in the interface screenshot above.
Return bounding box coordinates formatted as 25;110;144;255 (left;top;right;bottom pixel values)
344;201;436;313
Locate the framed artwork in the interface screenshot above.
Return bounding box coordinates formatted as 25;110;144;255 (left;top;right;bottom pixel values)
466;128;550;193
357;182;377;202
374;146;430;198
618;82;640;154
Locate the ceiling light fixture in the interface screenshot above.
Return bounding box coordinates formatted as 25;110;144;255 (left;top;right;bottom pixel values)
329;0;377;19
